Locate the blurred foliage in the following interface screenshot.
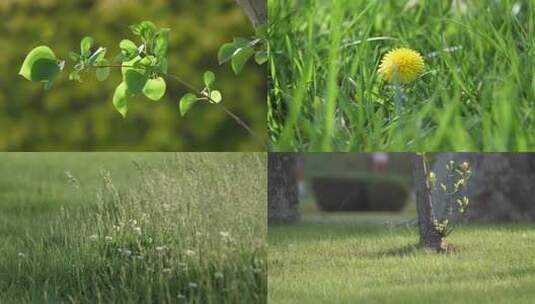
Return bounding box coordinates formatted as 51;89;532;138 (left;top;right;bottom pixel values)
0;0;266;151
303;153;413;182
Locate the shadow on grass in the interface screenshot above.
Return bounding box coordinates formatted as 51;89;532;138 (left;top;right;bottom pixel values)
379;242;461;257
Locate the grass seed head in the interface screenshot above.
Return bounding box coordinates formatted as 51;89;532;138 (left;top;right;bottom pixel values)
378;48;425;83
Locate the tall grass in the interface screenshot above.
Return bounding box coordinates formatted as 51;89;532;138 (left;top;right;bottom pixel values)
0;153;266;303
268;0;535;151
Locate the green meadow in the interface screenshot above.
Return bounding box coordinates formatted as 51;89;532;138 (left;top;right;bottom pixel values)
0;153;266;303
268;0;535;151
269;222;535;304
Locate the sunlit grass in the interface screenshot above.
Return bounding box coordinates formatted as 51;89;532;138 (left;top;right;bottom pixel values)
268;0;535;151
269;223;535;304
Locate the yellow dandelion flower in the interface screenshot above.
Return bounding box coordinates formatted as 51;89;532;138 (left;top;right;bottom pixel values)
378;48;425;83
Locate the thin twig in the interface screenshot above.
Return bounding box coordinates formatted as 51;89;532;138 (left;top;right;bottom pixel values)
162;73;265;146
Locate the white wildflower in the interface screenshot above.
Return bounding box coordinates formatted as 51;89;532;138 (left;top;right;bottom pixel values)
118;248;132;256
89;234;98;241
214;272;224;279
184;249;195;257
155;246;167;252
17;252;26;258
104;236;113;242
133;227;142;235
188;282;198;288
512;3;521;16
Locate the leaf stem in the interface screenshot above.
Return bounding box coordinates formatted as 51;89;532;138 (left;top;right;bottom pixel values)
162;72;265;146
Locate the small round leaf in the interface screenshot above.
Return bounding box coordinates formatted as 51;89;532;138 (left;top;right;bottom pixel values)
81;36;94;57
210;90;222;103
120;39;137;59
143;77;166;101
203;71;215;88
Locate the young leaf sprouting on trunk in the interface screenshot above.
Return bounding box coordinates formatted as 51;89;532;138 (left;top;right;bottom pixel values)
411;153;445;251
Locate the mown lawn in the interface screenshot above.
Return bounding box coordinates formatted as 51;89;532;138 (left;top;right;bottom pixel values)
269;223;535;304
268;0;535;151
0;153;267;303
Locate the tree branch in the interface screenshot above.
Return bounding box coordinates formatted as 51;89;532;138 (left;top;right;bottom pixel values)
91;64;265;147
235;0;267;28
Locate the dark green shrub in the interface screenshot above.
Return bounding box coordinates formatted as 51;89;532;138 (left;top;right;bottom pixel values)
311;174;408;212
367;179;408;211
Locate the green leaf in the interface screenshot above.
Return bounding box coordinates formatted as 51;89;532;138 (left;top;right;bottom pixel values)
112;82;128;117
130;21;157;42
119;39;137;60
231;47;255;75
254;50;268;65
138;55;155;67
95;59;110;82
88;47;106;65
210;90;222;103
179;93;198;116
218;43;237;65
121;56;147;94
19;46;60;88
157;57;168;74
154;28;170;59
233;37;251;48
255;25;268;40
122;57;139;77
142;77;166;101
203;71;215;88
125;69;148;94
81;36;94;57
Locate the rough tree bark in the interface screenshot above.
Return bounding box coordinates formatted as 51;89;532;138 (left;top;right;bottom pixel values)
432;153;535;222
235;0;268;28
411;153;444;250
268;153;300;224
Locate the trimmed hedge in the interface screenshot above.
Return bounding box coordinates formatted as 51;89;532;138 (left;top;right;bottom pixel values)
311;174;408;212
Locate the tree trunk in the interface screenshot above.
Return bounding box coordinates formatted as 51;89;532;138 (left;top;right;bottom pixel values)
235;0;268;28
268;153;300;224
411;153;443;250
431;153;535;222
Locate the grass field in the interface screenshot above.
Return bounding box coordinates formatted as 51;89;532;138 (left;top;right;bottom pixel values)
0;153;266;303
268;0;535;151
269;222;535;304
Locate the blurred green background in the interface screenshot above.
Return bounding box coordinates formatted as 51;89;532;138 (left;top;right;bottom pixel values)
0;0;266;151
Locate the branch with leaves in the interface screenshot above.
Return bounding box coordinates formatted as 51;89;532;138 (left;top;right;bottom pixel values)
18;20;266;143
